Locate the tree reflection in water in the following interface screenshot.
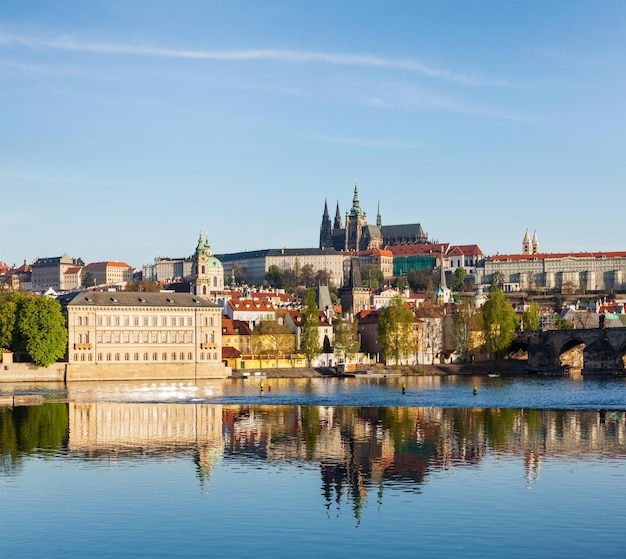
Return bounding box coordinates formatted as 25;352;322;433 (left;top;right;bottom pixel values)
1;402;625;519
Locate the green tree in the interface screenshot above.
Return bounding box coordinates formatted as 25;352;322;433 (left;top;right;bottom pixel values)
522;301;541;332
300;289;321;366
406;268;435;293
454;267;467;291
481;285;518;359
14;295;68;367
81;270;95;288
250;319;294;367
555;317;573;330
333;314;360;363
265;265;286;289
377;295;416;365
0;292;20;348
301;264;315;288
393;276;407;292
452;302;473;362
124;280;160;292
361;264;384;289
322;334;332;353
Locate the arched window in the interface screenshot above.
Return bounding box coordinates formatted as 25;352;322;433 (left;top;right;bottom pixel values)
213;277;217;287
201;265;206;274
209;316;214;326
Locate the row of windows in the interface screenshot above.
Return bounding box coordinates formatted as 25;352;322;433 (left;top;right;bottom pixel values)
79;331;216;344
72;352;218;362
93;315;205;327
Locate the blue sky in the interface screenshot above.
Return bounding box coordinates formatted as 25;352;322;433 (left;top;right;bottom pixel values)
1;1;624;269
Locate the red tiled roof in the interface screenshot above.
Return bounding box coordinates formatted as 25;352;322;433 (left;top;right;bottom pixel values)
222;346;242;358
487;251;626;262
228;299;275;311
84;261;133;269
222;317;252;335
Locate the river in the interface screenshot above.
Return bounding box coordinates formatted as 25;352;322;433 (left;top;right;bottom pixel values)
1;375;625;558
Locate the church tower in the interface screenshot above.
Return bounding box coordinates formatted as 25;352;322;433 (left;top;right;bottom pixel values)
339;257;370;318
344;185;368;251
333;202;342;231
192;233;224;302
522;229;532;254
532;230;540;254
376;200;382;227
319;198;333;249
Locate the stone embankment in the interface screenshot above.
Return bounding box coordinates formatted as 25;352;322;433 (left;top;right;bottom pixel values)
231;360;530;379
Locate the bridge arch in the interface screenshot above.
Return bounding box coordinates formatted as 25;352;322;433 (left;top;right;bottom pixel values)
557;338;586;371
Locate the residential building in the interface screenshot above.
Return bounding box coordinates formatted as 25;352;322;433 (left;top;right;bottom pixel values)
60;290;228;381
224;298;276;324
218;247;346;287
62;266;83;291
83;261;134;288
221;317;252;356
284;309;334;352
481;251;626;293
31;254;83;292
389;243;484;278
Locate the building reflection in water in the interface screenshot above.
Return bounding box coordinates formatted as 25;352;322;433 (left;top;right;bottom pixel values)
3;401;625;519
68;402;224;487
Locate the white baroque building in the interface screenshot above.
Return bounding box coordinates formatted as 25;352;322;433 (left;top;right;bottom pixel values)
60;291;228;381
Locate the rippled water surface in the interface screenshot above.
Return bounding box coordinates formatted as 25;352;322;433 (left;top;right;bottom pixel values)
2;375;626;558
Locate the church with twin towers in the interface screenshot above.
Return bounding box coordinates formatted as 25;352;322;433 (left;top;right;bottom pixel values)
319;185;429;252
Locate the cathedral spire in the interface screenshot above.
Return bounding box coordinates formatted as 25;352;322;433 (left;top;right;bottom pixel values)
349;183;364;216
532;230;540;254
522;229;531;254
319;198;333;249
376;199;382;227
333;201;342;230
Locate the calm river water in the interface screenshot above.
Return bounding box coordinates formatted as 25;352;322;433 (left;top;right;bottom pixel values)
1;374;626;558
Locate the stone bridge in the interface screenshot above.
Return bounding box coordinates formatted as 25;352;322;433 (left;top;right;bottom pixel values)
525;327;626;374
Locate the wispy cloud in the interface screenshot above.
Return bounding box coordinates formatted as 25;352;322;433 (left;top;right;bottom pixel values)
531;46;602;67
0;170;135;187
0;31;515;87
339;80;542;123
318;136;428;149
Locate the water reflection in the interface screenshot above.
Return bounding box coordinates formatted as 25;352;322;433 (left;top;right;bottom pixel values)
2;401;625;518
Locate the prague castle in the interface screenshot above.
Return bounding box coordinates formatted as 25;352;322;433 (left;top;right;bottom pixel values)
319;186;429;252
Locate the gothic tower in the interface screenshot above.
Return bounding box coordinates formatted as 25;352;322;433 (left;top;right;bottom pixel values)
522;229;531;254
339;256;370;318
333;201;342;231
532;230;540;254
344;185;368;251
319;198;333;249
